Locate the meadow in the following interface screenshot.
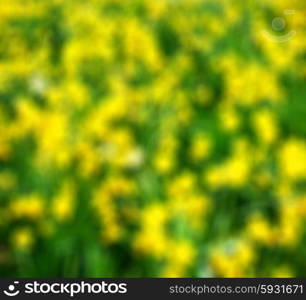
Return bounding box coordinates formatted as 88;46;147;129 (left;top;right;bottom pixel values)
0;0;306;277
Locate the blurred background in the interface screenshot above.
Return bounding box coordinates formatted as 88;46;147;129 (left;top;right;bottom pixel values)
0;0;306;277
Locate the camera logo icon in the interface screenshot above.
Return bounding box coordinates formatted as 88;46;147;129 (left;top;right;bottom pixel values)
262;9;296;43
3;281;20;297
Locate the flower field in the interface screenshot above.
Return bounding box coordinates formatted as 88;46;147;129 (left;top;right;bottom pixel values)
0;0;306;277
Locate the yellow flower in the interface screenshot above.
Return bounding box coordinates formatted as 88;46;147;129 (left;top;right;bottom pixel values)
154;153;175;174
206;155;251;188
10;195;44;220
134;229;169;259
11;228;34;250
145;0;168;19
252;110;278;144
167;240;195;269
210;249;241;277
210;240;255;277
168;172;196;197
11;99;41;137
93;180;127;244
189;134;211;162
225;155;251;186
104;176;135;196
277;201;301;247
162;240;196;277
103;224;122;244
277;222;300;247
234;241;256;268
206;138;252;188
75;142;102;177
162;264;186;278
47;80;88;108
219;107;240;132
246;215;275;245
278;139;306;179
223;60;281;105
154;136;177;174
35;111;71;167
123;18;163;72
133;203;169;258
52;182;75;221
169;194;210;230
